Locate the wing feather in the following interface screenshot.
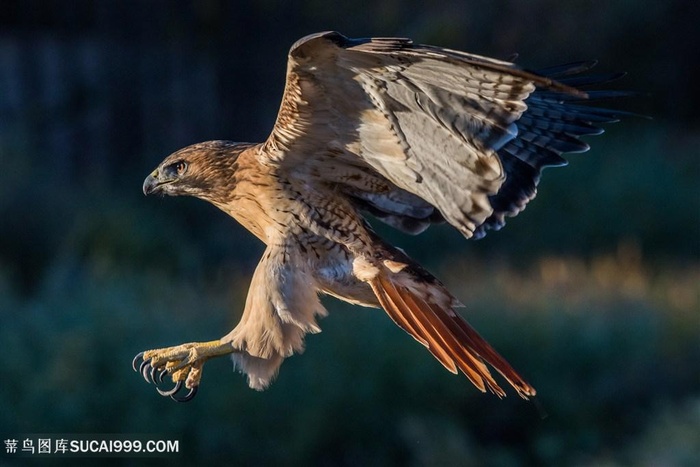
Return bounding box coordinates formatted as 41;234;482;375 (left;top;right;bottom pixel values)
261;31;628;239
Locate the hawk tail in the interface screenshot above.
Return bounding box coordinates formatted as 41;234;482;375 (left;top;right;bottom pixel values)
368;269;536;399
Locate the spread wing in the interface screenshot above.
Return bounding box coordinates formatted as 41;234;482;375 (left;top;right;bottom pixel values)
259;31;627;238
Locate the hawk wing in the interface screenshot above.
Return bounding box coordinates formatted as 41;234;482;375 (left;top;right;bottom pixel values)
259;31;626;238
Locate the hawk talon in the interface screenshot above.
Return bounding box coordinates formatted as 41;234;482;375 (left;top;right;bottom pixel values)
154;379;199;402
132;352;144;372
171;386;198;403
132;341;230;401
156;380;182;397
133;352;170;385
135;352;200;401
134;352;161;385
150;365;166;385
140;360;153;384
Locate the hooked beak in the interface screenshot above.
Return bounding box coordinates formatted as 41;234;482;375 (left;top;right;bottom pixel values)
143;170;164;195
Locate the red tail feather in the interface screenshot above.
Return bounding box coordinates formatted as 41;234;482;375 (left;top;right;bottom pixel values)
369;272;536;399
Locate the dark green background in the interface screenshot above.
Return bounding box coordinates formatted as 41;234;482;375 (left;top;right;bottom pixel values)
1;1;698;465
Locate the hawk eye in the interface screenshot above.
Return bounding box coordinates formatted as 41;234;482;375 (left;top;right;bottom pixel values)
172;161;187;176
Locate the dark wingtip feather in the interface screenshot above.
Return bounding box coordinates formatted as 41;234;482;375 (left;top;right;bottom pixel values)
473;59;640;240
565;71;627;86
532;60;599;78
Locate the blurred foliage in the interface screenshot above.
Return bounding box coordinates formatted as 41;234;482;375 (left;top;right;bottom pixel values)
0;0;698;466
0;251;697;466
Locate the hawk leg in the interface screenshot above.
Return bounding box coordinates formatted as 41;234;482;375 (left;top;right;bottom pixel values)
132;340;235;402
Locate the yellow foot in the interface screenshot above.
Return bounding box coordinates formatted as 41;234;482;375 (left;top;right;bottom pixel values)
132;340;234;402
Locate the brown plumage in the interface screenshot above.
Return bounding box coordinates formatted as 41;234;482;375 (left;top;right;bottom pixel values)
133;31;629;402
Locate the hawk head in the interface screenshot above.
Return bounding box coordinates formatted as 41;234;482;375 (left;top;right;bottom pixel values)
143;140;247;199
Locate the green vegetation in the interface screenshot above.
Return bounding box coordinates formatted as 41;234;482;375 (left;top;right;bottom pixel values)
0;237;697;465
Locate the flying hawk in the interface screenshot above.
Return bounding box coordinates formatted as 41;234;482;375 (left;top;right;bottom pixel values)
133;31;628;402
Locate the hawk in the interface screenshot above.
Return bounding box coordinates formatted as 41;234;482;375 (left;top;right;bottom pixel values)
133;31;629;401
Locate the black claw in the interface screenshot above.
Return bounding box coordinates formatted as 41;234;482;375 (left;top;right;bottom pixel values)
132;352;144;372
153;367;167;386
140;360;153;383
171;385;198;402
149;364;160;385
133;350;199;402
157;380;182;397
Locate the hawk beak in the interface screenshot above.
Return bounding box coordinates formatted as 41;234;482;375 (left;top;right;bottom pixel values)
143;171;160;195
